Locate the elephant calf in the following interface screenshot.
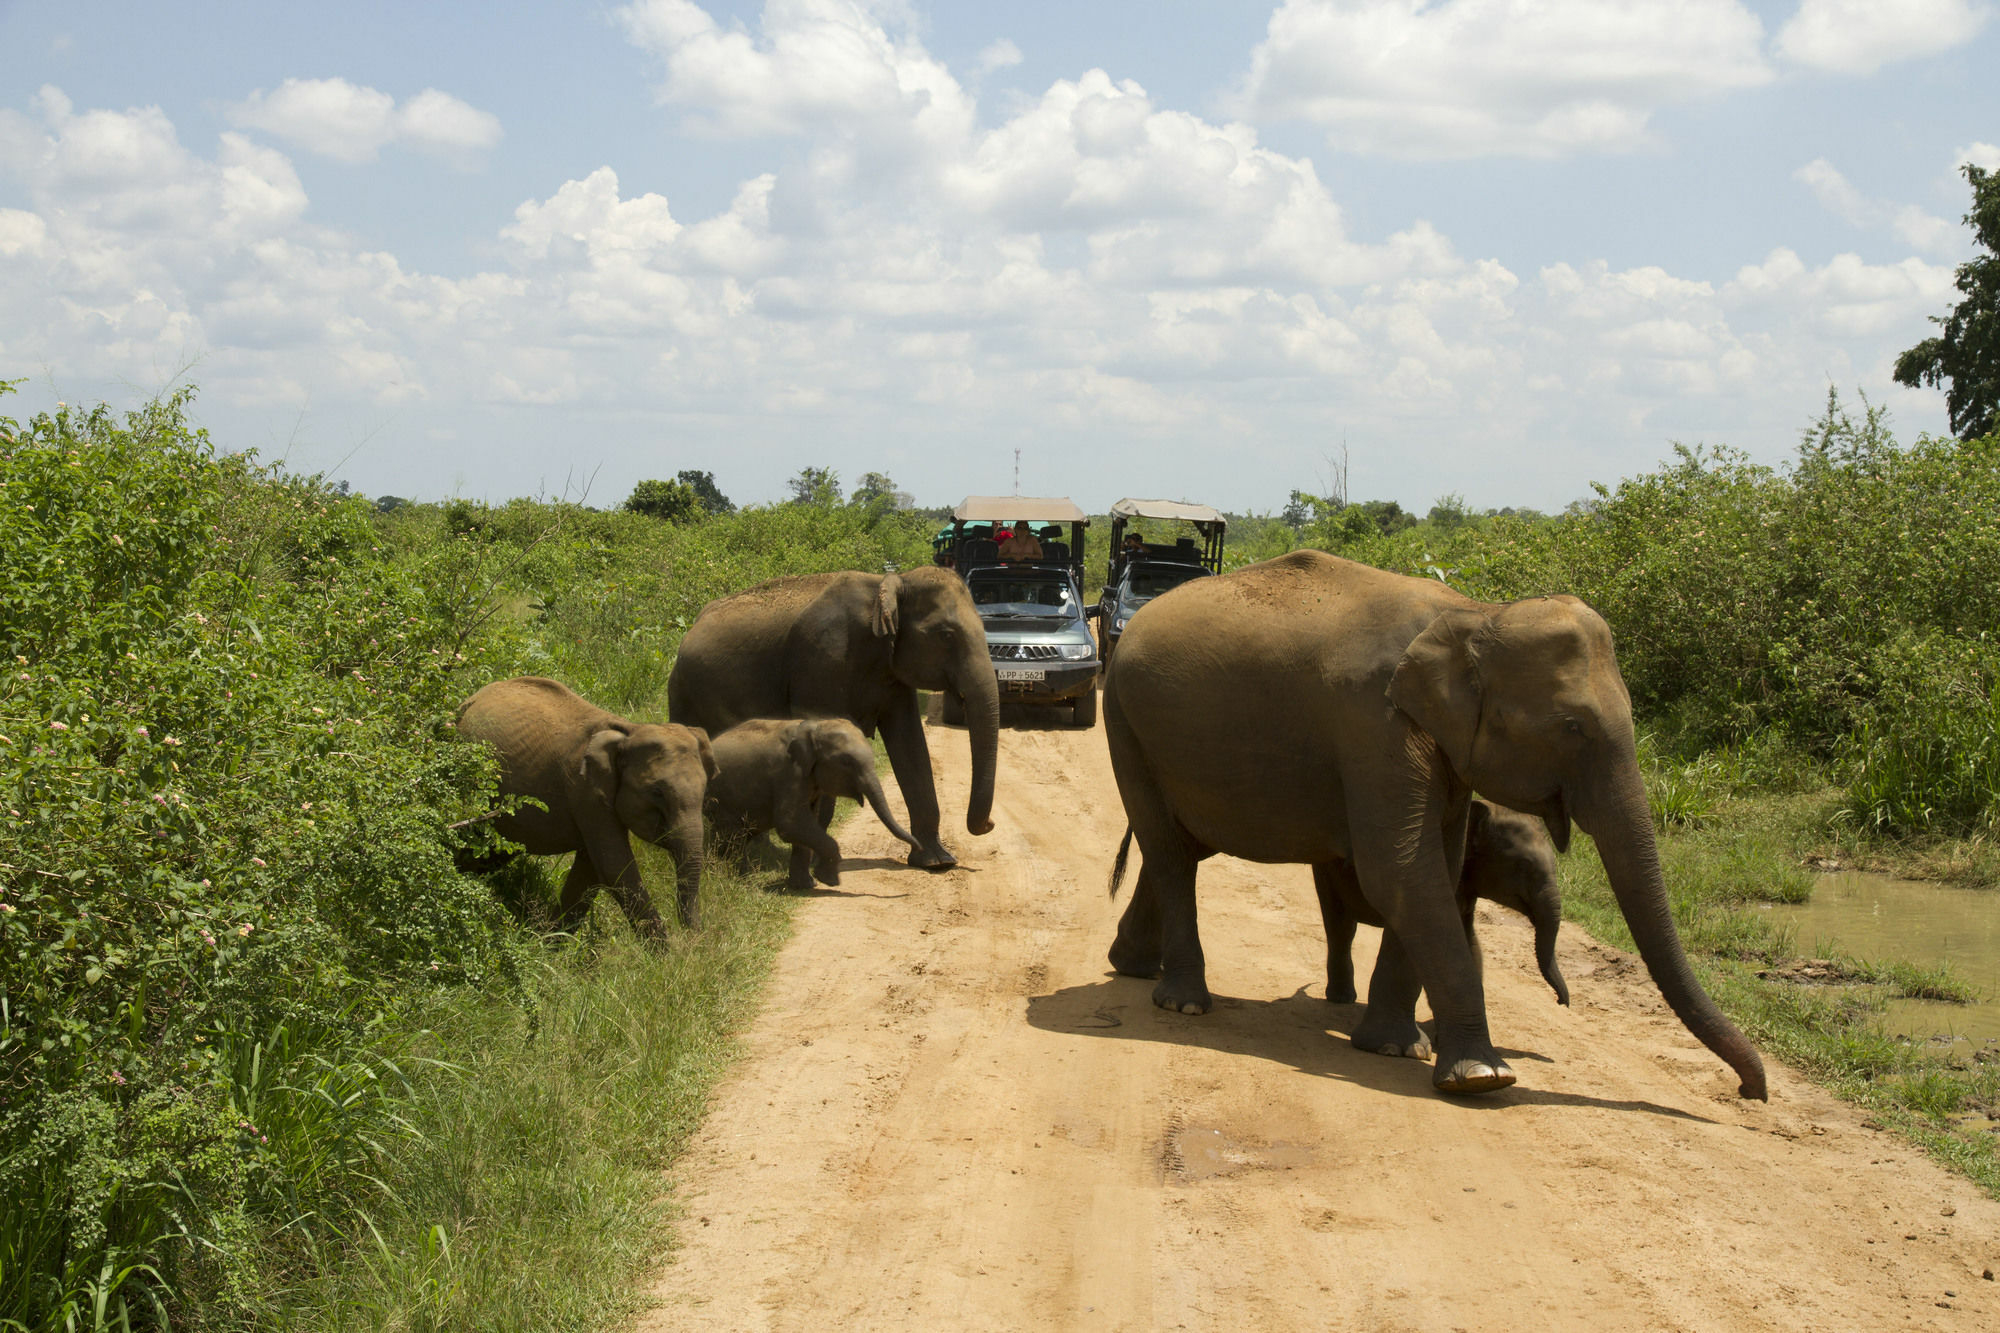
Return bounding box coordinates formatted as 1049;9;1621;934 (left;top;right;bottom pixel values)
705;717;920;892
1318;799;1569;1010
456;676;719;940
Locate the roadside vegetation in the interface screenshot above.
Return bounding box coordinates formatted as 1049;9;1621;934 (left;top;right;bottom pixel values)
0;381;931;1330
6;360;2000;1330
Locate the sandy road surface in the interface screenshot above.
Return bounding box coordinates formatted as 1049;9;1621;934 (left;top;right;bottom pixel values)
638;704;2000;1332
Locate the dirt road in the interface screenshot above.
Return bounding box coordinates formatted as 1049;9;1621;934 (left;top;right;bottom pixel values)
638;706;2000;1332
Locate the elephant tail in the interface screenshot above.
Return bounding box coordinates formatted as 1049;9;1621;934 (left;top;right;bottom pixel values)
1107;828;1134;899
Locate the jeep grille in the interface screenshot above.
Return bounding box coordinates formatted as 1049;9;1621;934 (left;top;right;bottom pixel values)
990;643;1061;662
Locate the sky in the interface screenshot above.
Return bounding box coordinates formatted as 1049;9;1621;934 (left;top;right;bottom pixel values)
1;0;1994;516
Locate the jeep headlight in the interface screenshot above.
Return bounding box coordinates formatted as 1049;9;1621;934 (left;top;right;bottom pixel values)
1112;616;1128;631
1056;642;1094;660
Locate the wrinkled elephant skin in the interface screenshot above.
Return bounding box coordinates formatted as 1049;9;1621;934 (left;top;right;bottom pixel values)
706;716;921;892
457;676;718;938
1103;549;1765;1100
669;567;999;871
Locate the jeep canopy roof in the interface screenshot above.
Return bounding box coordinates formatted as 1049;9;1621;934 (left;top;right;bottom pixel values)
1106;498;1226;529
953;496;1091;524
1105;497;1226;576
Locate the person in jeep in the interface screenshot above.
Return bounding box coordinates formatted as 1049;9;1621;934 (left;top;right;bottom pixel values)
999;521;1043;562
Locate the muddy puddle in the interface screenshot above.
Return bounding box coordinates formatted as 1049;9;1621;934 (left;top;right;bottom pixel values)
1166;1124;1316;1182
1768;871;2000;1046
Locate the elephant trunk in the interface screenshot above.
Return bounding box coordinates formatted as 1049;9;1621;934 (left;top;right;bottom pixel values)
1527;891;1570;1006
958;656;1000;836
668;809;706;932
862;771;922;849
1579;766;1766;1100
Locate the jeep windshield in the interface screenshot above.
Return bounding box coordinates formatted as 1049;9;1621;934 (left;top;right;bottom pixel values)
968;572;1079;618
1121;563;1206;605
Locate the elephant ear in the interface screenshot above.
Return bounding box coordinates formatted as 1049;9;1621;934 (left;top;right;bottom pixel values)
579;726;630;806
870;572;903;640
688;727;721;783
784;725;821;802
1387;607;1491;782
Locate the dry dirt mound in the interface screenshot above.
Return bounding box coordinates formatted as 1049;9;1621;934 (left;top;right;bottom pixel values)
637;708;2000;1332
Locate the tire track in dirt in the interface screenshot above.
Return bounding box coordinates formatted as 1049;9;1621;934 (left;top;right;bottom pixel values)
637;701;2000;1332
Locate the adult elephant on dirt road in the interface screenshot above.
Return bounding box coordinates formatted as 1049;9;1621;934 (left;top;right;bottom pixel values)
1103;548;1765;1100
669;567;998;871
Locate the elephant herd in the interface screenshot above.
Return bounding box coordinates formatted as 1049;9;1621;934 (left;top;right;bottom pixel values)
455;554;1767;1102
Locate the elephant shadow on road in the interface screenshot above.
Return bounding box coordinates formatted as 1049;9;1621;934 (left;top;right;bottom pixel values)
719;839;914;901
1024;976;1718;1122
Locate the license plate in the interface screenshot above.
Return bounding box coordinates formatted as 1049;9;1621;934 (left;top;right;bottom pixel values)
996;667;1045;682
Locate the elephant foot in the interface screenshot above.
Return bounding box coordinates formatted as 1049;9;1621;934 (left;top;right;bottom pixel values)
1434;1057;1516;1096
1351;1012;1433;1061
1106;933;1161;979
908;842;958;872
1151;973;1212;1016
1325;981;1358;1004
813;860;840;887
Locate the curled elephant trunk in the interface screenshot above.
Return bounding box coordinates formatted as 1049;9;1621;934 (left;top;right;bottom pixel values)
958;658;1000;836
1580;770;1766;1100
863;771;922;849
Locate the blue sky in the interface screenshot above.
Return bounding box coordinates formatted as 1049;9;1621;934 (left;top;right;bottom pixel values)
1;0;1994;514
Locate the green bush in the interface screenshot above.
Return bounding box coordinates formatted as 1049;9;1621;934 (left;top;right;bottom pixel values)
0;384;532;1326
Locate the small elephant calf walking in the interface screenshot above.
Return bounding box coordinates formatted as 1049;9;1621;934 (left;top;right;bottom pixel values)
456;676;719;940
705;717;920;892
1318;798;1570;1012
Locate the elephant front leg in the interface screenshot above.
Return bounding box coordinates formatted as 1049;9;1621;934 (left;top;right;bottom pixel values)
1350;927;1432;1060
778;797;842;892
583;828;670;946
556;852;602;934
880;696;954;871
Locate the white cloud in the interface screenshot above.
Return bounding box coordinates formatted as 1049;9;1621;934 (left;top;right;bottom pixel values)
1793;157;1962;257
228;77;500;164
1236;0;1772;158
0;12;1965;512
616;0;974;150
1776;0;1989;75
1959;141;2000;173
976;39;1023;75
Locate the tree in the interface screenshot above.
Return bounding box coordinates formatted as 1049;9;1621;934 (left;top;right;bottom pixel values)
849;471;914;512
624;478;700;523
676;469;734;516
1427;493;1471;530
1894;163;2000;440
787;466;841;506
1281;489;1319;529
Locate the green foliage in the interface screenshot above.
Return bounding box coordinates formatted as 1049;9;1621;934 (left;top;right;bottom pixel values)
622;478;701;525
674;470;734;517
1895;163;2000;440
786;466;841;507
0;383;537;1327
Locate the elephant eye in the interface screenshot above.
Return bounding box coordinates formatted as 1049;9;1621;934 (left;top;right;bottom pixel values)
1563;718;1584;736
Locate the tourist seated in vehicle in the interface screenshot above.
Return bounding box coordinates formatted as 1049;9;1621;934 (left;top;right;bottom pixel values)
998;521;1043;562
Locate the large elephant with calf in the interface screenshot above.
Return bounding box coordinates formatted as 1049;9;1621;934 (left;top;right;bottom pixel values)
668;567;998;870
1102;548;1765;1099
